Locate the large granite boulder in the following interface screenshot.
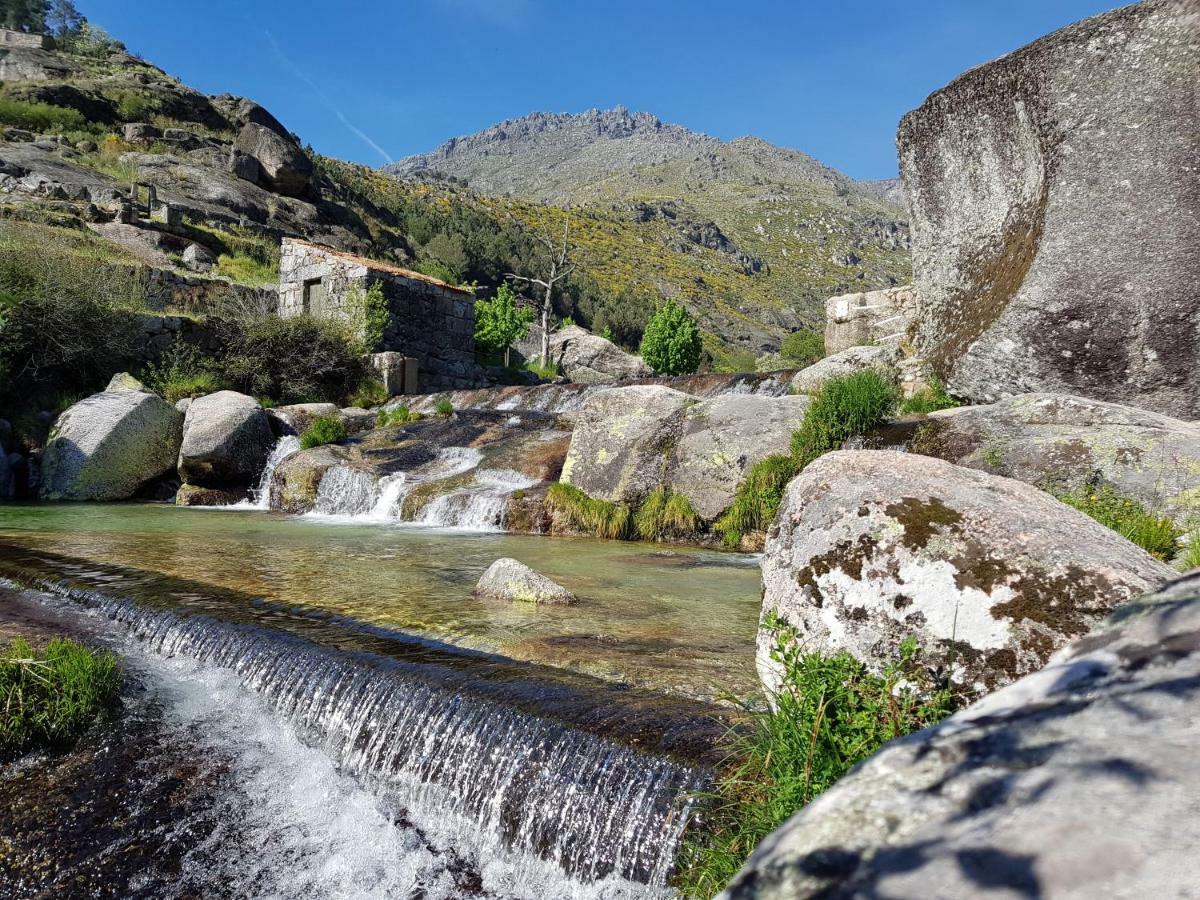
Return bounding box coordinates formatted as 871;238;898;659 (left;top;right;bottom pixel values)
521;325;652;384
269;444;346;514
559;385;694;503
789;345;895;394
899;0;1200;419
824;286;915;355
266;402;341;437
724;573;1200;899
177;391;274;488
760;451;1173;697
39;378;183;501
913;393;1200;525
474;558;576;605
233;122;312;197
670;393;811;521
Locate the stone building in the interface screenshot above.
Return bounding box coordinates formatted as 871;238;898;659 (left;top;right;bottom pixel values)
277;238;478;392
0;29;53;50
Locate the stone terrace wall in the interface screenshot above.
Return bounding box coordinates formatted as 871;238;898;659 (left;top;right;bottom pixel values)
278;238;478;392
0;29;52;50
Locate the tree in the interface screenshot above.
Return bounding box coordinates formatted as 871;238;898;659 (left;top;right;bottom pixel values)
45;0;83;37
474;283;532;366
506;217;575;365
1;0;47;32
640;299;702;376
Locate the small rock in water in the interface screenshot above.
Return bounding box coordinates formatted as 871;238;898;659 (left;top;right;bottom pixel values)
475;558;576;605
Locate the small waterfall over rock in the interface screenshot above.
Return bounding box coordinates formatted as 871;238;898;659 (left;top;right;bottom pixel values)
251;435;300;509
1;550;713;891
413;468;537;531
313;465;380;516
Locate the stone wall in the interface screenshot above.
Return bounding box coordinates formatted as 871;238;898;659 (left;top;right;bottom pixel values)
0;29;52;50
278;238;478;392
144;268;276;319
824;285;915;355
131;313;220;362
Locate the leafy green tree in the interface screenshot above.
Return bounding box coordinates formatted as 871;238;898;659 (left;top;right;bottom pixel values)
474;283;532;366
639;299;701;376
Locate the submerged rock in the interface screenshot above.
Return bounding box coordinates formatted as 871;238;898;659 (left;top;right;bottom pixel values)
475;558;576;605
913;393;1200;525
175;483;246;507
899;0;1200;418
177;391;274;489
725;573;1200;899
760;451;1173;697
40;381;183;501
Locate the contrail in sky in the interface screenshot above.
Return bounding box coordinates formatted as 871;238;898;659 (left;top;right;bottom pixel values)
263;29;394;164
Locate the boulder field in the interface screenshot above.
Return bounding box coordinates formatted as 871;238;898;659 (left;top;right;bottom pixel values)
726;573;1200;899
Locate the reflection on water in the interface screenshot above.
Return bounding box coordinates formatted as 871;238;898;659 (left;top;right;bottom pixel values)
0;503;762;699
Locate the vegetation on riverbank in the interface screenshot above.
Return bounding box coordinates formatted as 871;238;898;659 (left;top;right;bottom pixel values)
0;637;121;757
676;617;956;897
299;415;348;450
1053;482;1181;561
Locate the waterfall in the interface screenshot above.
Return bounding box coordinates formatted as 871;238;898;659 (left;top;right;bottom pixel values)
10;565;708;892
413;468;537;531
313;465;380;516
251;435;300;509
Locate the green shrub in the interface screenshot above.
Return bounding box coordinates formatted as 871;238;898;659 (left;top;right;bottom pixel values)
434;398;454;417
780;330;825;367
791;369;899;469
634;487;701;541
377;405;421;427
522;358;560;381
900;376;961;415
546;482;632;540
350;380;389;409
676;618;955;897
346;281;390;353
715;455;799;548
142;339;222;402
0;637;121;756
1054;483;1181;561
212;315;367;406
640;299;702;376
299;415;347;450
0;97;87;132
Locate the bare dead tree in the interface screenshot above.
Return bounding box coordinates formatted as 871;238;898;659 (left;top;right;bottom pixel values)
505;217;575;366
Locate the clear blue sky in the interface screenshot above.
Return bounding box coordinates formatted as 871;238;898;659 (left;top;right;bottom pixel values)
82;0;1123;180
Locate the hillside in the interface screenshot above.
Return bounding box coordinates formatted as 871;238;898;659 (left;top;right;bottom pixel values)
0;35;908;367
385;108;912;356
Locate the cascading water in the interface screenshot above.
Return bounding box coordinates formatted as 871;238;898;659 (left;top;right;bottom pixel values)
250;435;300;509
6;565;706;894
413;468;537;531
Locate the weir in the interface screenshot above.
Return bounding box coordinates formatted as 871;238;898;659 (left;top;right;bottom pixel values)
0;544;732;889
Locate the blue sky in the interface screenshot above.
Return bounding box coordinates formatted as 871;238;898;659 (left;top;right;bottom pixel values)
83;0;1122;180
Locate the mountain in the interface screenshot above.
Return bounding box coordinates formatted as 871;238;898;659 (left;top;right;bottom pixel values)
385;108;912;359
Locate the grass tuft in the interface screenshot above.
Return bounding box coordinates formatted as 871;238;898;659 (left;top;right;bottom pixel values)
1053;483;1181;561
714;455;798;548
546;482;632;540
634;486;701;541
350;380;389;410
376;405;422;428
1179;530;1200;572
299;415;347;450
899;376;961;415
675;618;955;897
434;399;455;417
0;637;121;756
790;369;899;468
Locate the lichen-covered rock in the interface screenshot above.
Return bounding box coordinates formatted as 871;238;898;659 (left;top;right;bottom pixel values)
670;393;811;520
39;384;183;501
824;285;915;355
177;391;274;488
233;122;312;197
725;573;1200;900
913;393;1200;525
560;385;694;503
789;345;895;394
475;558;576;604
760;451;1173;697
519;324;652;384
269;444;346;514
899;0;1200;419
